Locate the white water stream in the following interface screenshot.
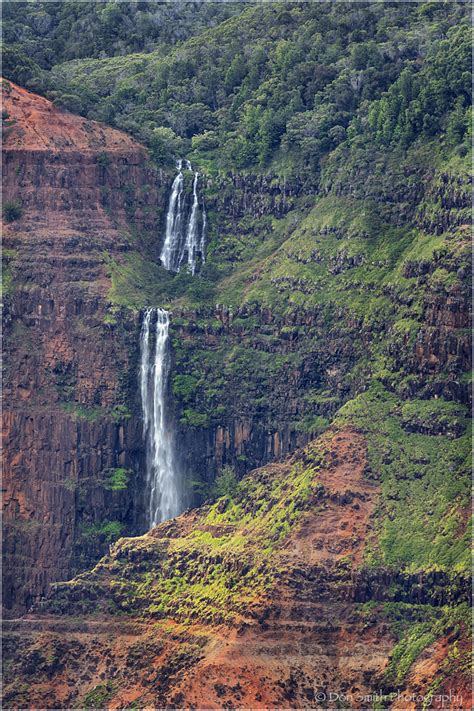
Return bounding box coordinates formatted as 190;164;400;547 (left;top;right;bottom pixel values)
139;307;180;526
160;159;206;274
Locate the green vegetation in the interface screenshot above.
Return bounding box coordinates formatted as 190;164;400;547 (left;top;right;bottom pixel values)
2;2;244;69
82;682;115;710
96;151;111;168
104;468;131;492
382;602;471;688
386;621;437;687
3;2;470;584
367;27;470;150
212;466;239;500
1;265;13;298
161;133;469;440
0;248;17;299
3;3;471;699
293;415;330;435
109;404;132;423
60;402;103;422
104;252;172;310
180;409;209;428
337;384;471;573
45;444;322;624
3;3;470;175
80;520;124;545
3;199;22;222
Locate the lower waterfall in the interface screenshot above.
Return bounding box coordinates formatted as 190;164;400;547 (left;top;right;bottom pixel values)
140;307;181;526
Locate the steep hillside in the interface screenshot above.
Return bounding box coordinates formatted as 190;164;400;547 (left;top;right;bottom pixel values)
1;1;471;707
2;1;246;73
15;1;469;174
4;424;471;708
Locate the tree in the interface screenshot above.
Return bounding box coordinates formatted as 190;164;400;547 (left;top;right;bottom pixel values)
446;97;468;146
214;466;239;499
224;55;247;92
149;127;184;164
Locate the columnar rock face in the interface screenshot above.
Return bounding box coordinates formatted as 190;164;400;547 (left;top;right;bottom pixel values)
2;82;170;612
3;81;471;640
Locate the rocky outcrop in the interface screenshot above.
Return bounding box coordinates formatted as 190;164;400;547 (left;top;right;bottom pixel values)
389;282;471;404
205;172;313;220
2;84;322;614
169;303;364;485
1;83;357;612
415;173;471;235
3;80;471;619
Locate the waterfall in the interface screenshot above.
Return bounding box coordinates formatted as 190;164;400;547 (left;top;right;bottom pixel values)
160;159;206;275
139;308;181;527
184;171;200;276
161;159;185;272
200;199;207;266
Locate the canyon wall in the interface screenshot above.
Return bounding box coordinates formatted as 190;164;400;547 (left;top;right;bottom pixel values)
2;82;172;612
2;84;321;612
3;82;471;617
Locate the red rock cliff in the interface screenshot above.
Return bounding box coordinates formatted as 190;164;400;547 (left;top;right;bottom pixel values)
2;81;168;612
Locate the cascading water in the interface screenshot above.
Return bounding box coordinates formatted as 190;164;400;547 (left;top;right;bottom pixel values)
140;307;181;526
142;157;207;525
160;159;207;275
200;199;207;266
184;171;200;275
160;160;185;272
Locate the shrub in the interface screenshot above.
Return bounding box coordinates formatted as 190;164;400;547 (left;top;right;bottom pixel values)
3;200;22;222
81;520;124;544
96;151;111;167
110;404;131;422
181;408;210;427
213;465;239;499
149;127;184;164
104;468;131;491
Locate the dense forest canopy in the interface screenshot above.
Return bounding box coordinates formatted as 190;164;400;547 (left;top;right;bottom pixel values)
2;1;471;176
2;1;246;65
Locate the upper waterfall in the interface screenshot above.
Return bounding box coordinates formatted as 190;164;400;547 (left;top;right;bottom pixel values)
140;307;181;526
160;159;207;275
160;160;185;272
184;170;200;276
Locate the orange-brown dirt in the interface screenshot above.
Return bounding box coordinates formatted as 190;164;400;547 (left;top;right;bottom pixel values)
3;429;470;710
3;80;140;153
392;633;473;711
283;430;377;566
2;79;158;244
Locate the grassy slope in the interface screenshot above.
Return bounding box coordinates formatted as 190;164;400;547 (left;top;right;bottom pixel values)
80;133;471;702
337;385;470;573
43;413;470;701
